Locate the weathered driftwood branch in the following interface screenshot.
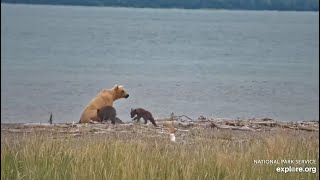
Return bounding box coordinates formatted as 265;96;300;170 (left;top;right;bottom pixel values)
274;123;318;132
294;125;319;132
249;121;277;127
177;122;196;128
210;123;257;132
175;115;194;121
20;123;54;128
225;121;244;127
54;124;76;128
2;129;33;133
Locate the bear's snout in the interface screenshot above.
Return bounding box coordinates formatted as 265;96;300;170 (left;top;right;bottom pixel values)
125;94;129;98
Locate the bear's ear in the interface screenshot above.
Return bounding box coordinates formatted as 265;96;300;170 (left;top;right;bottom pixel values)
113;84;119;90
119;85;124;88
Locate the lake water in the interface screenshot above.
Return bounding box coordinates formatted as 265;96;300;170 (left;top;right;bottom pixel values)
1;3;319;123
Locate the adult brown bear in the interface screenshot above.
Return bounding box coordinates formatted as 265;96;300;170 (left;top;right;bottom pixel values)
79;85;129;123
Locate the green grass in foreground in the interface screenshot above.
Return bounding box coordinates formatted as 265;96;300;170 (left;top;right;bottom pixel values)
1;130;319;180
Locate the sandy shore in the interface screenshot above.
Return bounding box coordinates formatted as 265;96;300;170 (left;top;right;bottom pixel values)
2;117;319;142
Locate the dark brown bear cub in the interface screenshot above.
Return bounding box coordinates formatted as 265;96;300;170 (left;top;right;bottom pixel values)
130;108;158;127
97;106;117;124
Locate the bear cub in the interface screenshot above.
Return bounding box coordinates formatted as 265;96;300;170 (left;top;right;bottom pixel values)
130;108;158;127
97;106;117;124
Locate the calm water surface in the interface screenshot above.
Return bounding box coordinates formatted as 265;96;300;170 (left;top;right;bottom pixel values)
1;4;319;123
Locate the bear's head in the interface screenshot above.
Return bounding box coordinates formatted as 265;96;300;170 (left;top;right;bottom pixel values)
111;84;129;100
130;108;136;118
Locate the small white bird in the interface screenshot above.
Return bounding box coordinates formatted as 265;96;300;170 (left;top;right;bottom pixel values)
170;133;176;142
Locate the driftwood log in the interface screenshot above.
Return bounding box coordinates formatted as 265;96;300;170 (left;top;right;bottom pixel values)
249;121;277;127
210;123;257;132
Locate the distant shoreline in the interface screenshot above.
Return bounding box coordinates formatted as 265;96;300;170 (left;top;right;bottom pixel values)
1;2;319;12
